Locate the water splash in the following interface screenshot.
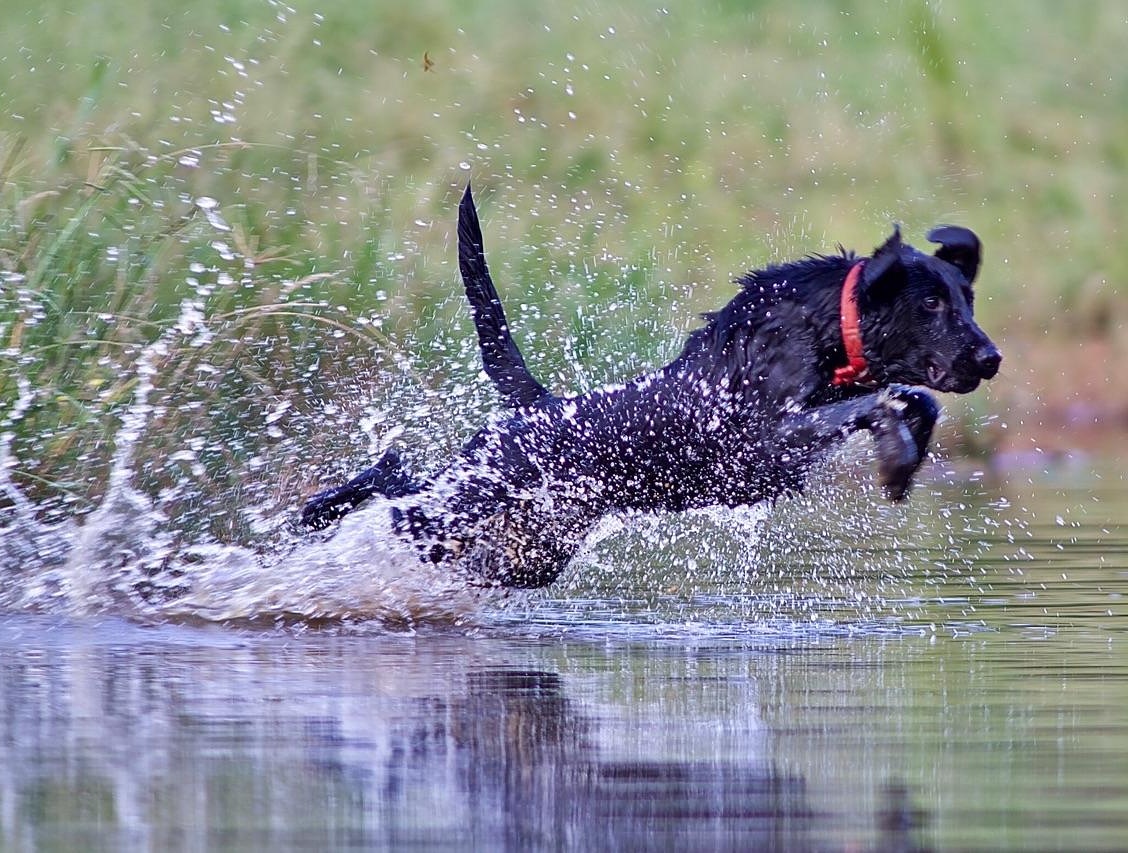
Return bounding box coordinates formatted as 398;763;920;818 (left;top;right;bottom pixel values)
0;471;499;629
0;300;494;629
0;365;992;634
158;504;500;628
0;302;1002;635
57;316;178;615
0;377;77;608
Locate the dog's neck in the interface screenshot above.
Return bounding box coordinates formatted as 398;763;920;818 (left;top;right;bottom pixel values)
831;261;871;387
670;253;863;398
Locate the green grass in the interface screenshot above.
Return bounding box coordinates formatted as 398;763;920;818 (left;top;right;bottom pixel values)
2;0;1126;530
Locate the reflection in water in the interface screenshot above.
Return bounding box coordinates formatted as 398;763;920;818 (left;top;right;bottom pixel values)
389;669;821;851
0;623;940;852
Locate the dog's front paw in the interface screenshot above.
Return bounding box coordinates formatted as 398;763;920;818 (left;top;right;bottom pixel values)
871;412;920;502
883;385;939;449
870;388;939;501
867;386;940;501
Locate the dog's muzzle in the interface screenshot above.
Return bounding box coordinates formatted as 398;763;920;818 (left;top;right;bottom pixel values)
972;343;1002;379
929;339;1001;393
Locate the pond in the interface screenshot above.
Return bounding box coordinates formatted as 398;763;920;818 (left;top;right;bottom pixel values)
1;458;1125;851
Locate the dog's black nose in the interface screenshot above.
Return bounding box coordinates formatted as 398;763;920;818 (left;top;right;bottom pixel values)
974;343;1002;378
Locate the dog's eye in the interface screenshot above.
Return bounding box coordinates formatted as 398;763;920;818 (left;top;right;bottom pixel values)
922;295;944;312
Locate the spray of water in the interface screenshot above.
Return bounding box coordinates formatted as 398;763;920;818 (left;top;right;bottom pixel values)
0;317;1004;636
0;190;1009;637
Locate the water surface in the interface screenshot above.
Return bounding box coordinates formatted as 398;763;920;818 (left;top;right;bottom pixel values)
2;464;1126;851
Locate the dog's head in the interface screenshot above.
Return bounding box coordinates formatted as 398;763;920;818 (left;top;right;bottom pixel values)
858;226;1001;393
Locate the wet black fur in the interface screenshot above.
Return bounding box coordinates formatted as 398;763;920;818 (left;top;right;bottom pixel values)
301;185;1001;588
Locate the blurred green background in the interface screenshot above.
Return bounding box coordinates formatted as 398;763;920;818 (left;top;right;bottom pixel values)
1;0;1125;525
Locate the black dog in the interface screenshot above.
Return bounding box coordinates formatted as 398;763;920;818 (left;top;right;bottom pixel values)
302;185;1000;588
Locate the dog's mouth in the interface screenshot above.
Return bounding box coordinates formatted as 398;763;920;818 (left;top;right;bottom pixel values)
926;362;946;388
926;360;980;393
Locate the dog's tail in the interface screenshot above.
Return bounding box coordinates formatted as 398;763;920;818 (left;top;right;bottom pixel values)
458;183;551;408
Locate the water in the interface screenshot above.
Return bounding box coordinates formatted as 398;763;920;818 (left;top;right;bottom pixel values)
0;206;1119;847
0;256;1119;849
1;463;1126;851
4;2;1123;847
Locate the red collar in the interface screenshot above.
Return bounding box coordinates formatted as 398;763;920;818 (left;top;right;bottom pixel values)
832;261;872;387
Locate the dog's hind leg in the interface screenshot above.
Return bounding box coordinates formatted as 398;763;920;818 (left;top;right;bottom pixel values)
458;183;552;408
300;447;420;529
390;483;590;589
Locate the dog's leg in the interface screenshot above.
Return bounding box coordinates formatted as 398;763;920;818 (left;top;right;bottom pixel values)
780;386;939;501
872;387;939;500
301;447;420;529
392;495;584;588
387;447;597;589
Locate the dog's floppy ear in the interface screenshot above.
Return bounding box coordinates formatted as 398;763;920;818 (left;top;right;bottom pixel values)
927;225;981;284
862;226;906;300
